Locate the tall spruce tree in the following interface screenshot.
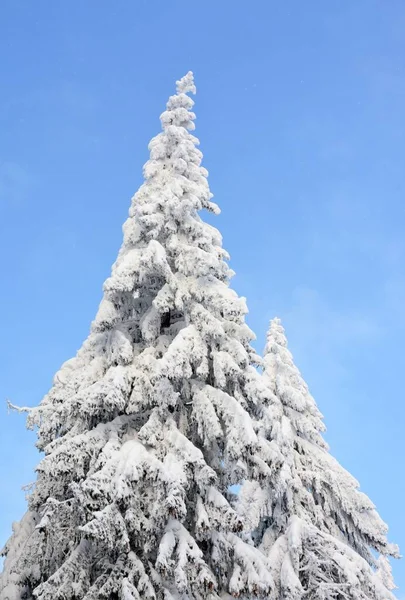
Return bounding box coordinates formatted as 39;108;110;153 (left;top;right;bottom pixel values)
239;318;399;599
0;73;278;600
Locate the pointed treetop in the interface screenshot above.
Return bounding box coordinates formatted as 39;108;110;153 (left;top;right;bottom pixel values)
176;71;196;95
265;317;287;351
160;72;197;132
264;316;327;448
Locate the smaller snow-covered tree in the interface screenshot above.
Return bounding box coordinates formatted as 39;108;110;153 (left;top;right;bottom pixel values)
239;317;399;600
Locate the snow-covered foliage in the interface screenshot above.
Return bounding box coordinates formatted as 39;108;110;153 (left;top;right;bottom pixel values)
0;73;277;600
1;75;399;600
376;555;397;591
239;318;399;599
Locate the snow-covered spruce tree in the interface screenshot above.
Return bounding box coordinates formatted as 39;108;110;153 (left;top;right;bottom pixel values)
0;73;279;600
239;318;399;599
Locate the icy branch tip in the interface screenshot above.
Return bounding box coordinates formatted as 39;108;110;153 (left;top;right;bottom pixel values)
176;71;196;95
6;398;31;414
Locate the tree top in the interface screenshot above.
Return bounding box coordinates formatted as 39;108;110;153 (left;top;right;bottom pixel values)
176;71;196;95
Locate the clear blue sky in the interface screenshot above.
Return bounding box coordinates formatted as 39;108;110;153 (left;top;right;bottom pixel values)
1;0;404;590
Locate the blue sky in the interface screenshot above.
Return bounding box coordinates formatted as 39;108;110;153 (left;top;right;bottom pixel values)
1;0;404;590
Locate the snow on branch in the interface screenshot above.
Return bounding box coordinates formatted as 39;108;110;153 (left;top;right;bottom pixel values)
6;398;32;414
176;71;196;95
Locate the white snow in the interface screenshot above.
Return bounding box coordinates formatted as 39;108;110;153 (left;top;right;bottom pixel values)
0;72;282;600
